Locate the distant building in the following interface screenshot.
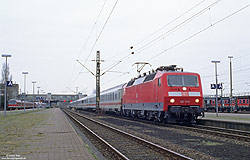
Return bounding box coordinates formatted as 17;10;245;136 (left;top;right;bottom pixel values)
0;82;86;109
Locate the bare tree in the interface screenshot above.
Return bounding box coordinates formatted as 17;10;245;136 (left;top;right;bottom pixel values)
1;63;12;84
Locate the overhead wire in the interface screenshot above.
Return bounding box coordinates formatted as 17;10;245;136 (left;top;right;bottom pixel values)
102;3;250;89
200;51;250;81
102;0;207;70
146;4;250;62
102;0;213;76
133;0;206;47
84;0;119;65
134;0;222;54
67;0;108;89
71;0;119;94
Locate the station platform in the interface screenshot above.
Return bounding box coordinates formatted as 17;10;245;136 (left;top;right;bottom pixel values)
0;108;97;160
27;108;97;160
199;112;250;124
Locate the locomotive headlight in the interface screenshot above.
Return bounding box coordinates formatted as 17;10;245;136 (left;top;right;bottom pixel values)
170;99;175;103
195;99;199;103
182;87;187;91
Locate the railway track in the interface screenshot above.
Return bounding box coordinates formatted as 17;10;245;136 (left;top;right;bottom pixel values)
63;109;192;160
186;124;250;142
117;113;250;142
77;110;250;143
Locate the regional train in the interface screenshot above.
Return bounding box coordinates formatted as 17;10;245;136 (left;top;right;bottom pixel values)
204;97;250;112
8;99;48;110
70;65;204;123
8;99;34;110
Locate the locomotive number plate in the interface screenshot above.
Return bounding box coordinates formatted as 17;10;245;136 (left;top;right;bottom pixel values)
180;100;190;103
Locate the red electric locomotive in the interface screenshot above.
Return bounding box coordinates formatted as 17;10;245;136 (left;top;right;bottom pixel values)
122;65;204;123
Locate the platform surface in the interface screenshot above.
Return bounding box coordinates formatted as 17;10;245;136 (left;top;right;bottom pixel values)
200;112;250;124
0;108;96;160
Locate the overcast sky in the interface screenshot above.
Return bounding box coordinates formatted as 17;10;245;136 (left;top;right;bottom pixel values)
0;0;249;96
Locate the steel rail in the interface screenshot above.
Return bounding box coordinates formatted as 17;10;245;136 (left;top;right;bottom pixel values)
81;110;250;142
193;124;250;136
66;109;193;160
63;109;129;160
102;110;250;142
188;124;250;142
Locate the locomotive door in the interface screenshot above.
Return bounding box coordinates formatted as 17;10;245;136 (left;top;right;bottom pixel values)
154;83;158;103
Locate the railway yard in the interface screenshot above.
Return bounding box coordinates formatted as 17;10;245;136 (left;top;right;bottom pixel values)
1;1;250;159
1;107;249;160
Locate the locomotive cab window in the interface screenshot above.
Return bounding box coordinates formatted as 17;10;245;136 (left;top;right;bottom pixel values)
8;100;17;105
167;75;199;87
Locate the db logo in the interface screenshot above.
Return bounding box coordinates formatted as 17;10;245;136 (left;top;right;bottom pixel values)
182;92;188;96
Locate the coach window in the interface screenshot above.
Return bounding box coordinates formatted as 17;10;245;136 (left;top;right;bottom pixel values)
115;93;117;100
158;78;161;87
243;99;245;104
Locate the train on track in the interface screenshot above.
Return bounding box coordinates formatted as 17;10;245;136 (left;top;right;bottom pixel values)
8;99;47;110
8;99;34;110
204;97;250;112
70;65;204;123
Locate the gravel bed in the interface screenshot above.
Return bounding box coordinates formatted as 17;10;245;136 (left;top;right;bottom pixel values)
68;111;181;160
77;111;250;160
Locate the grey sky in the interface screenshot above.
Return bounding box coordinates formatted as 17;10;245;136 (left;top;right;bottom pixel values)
0;0;249;96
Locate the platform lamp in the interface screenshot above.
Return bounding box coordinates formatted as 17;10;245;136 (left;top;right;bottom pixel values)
37;86;40;109
228;56;233;111
32;81;36;111
22;71;28;113
211;60;220;117
1;54;11;117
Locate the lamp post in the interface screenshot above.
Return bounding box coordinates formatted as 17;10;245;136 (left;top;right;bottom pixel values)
37;86;40;109
211;60;220;117
37;86;40;95
22;72;28;113
1;54;11;117
228;56;233;111
32;81;36;111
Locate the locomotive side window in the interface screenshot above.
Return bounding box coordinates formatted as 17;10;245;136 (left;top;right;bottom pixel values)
167;75;199;87
158;78;161;86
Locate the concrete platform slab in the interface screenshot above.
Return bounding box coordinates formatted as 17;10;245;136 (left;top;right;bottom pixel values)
199;112;250;124
0;108;97;160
